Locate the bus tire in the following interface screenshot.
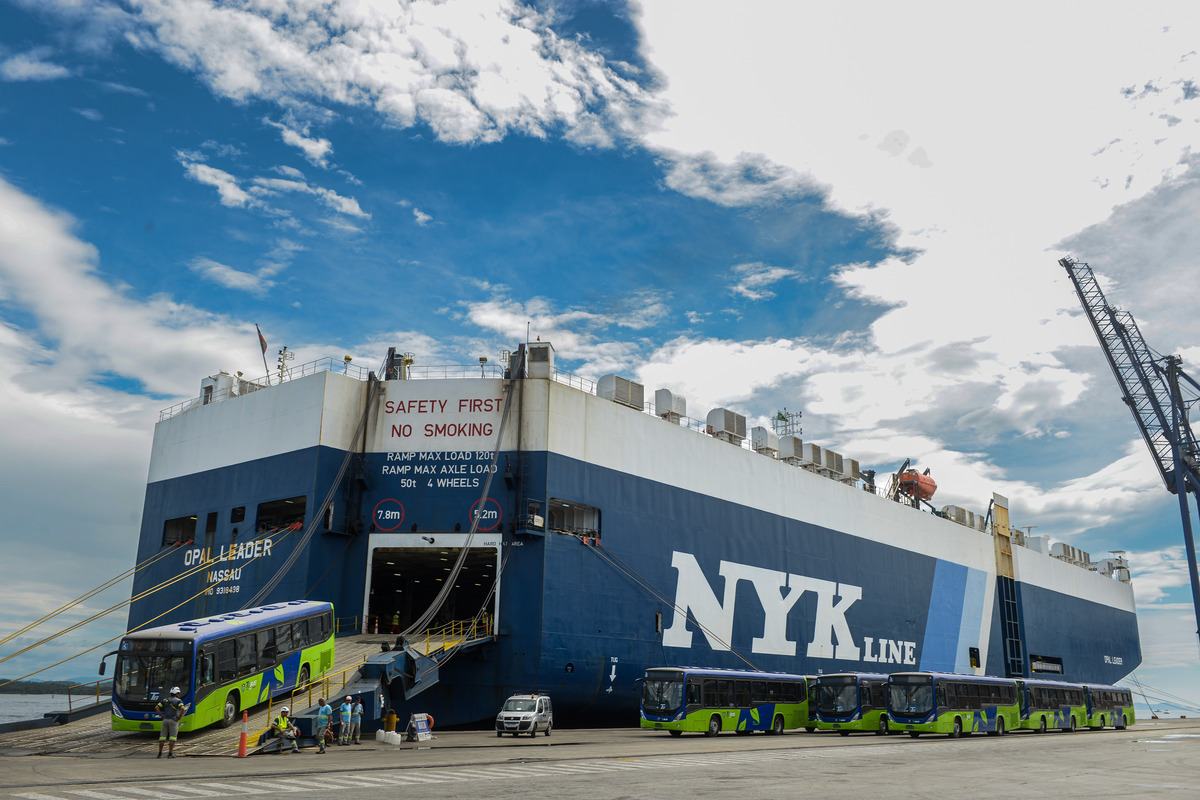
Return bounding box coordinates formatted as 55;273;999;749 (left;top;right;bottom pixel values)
804;726;816;733
220;691;239;729
297;664;309;690
950;717;962;738
772;715;785;735
669;729;683;737
996;717;1005;736
908;731;920;738
838;729;850;736
1069;716;1077;732
1037;716;1047;734
706;715;721;737
876;715;888;735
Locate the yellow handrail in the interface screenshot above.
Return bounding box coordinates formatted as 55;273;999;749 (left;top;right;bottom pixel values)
65;678;109;714
250;656;369;744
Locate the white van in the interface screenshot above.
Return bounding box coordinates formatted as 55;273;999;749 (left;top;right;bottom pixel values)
495;693;553;737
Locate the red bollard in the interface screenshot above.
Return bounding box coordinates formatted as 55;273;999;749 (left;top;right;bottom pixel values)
237;711;249;757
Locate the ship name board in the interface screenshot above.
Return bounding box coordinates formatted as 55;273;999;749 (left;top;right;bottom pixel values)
663;551;917;665
181;539;275;596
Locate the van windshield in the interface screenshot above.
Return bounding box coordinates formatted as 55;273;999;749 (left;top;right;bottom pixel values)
503;698;536;712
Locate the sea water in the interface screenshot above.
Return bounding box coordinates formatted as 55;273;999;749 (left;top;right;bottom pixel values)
0;694;108;725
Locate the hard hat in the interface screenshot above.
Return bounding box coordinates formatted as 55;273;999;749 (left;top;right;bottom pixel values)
280;706;289;713
170;687;180;695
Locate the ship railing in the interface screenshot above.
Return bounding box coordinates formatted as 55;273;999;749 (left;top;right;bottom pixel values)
66;678;110;714
158;357;373;421
419;617;493;655
334;616;362;636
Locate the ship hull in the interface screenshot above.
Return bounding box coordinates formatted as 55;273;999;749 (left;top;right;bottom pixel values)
127;364;1141;726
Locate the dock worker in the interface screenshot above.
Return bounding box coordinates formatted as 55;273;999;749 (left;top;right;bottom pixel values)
155;687;188;759
349;696;364;744
391;611;400;634
338;696;354;745
315;697;333;754
273;707;300;754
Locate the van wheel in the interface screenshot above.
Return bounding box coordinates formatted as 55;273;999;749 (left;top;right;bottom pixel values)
544;722;552;737
949;717;962;738
772;715;785;735
706;715;721;736
219;691;239;729
496;731;502;738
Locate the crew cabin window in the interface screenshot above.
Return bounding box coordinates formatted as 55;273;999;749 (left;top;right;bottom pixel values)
256;496;307;532
162;515;197;547
547;498;601;540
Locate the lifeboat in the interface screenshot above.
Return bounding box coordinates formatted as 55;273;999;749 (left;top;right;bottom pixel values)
897;469;937;501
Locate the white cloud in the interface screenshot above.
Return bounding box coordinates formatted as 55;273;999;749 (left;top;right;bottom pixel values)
73;107;103;121
189;256;272;294
412;207;431;226
729;262;798;301
264;117;333;167
179;155;255;208
118;0;663;146
252;176;368;218
0;48;70;81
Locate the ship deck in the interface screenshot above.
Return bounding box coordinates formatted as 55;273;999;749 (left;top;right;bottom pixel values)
0;635;384;757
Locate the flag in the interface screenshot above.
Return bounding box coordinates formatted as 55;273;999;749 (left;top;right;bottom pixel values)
256;324;268;355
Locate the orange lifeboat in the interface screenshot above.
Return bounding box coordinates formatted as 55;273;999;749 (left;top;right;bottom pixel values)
897;469;937;501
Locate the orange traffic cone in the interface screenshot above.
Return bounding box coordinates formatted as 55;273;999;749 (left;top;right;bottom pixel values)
237;711;249;757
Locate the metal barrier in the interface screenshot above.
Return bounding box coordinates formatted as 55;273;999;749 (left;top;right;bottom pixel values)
418;617;492;655
334;616;361;635
66;678;110;714
251;657;369;744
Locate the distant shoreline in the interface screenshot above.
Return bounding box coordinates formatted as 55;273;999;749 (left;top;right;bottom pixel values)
0;681;99;695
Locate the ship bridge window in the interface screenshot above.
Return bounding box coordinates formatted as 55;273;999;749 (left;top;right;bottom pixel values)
547;498;601;540
162;515;197;547
231;507;245;524
256;496;307;532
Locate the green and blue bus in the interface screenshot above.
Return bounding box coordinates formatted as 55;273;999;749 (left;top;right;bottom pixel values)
887;672;1019;738
1015;678;1086;733
815;672;891;735
639;667;816;736
105;600;335;733
1084;684;1135;730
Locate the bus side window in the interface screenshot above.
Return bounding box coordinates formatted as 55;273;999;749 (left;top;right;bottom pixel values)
936;685;946;709
294;618;309;649
199;652;215;686
687;680;702;706
276;624;294;654
259;629;277;666
236;634;256;676
217;640;237;683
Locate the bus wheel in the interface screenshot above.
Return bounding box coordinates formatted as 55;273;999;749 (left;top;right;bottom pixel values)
908;731;920;738
1098;715;1105;729
706;715;721;737
1037;717;1047;734
804;726;816;733
838;729;850;737
1069;716;1077;732
996;717;1005;736
772;715;785;735
297;664;309;690
220;691;239;729
876;716;888;736
669;729;683;737
949;717;962;738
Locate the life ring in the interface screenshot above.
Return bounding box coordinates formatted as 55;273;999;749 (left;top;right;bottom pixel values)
426;714;434;730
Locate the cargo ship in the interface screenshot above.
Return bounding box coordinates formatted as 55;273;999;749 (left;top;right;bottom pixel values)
126;340;1141;725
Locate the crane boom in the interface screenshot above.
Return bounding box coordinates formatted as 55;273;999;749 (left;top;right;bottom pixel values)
1060;256;1200;651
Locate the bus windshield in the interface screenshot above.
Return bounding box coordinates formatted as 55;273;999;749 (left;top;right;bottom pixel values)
115;651;192;701
889;675;934;716
641;676;684;715
817;678;858;714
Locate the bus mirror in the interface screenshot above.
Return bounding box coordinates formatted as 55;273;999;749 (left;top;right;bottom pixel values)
99;661;106;676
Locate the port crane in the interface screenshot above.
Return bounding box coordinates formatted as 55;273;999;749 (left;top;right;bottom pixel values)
1060;256;1200;651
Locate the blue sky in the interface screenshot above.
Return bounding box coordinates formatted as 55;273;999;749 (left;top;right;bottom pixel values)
2;1;1200;715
